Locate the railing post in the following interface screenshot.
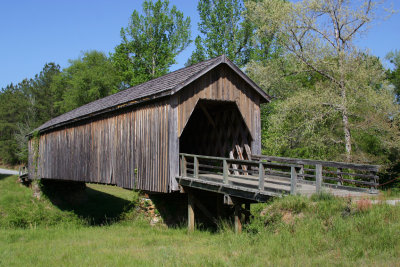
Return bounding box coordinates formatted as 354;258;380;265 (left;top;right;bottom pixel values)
258;162;264;191
337;168;343;185
223;159;228;184
370;171;377;193
194;156;199;178
299;165;304;180
291;166;297;195
181;155;187;177
316;164;322;193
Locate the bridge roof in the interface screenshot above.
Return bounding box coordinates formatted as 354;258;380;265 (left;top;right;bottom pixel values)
34;55;270;133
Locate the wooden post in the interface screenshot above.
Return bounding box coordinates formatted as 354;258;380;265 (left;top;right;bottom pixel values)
337;168;343;185
316;164;322;193
299;165;304;180
181;155;187;177
194;156;199;178
371;171;377;192
258;162;264;191
187;192;195;232
223;159;228;184
244;203;250;224
290;166;297;195
234;204;242;234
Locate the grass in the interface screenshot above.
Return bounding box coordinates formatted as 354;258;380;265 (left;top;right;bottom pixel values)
1;174;400;266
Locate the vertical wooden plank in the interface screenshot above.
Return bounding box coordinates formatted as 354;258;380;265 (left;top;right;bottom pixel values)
169;96;179;191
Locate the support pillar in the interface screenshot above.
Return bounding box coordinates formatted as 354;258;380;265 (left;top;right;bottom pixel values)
188;192;195;232
234;204;242;234
244;203;250;224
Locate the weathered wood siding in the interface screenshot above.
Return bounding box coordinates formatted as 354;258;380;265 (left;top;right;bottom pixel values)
177;64;261;154
28;100;171;192
27;63;263;193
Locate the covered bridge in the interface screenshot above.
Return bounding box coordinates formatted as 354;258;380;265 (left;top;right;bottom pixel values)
28;55;270;193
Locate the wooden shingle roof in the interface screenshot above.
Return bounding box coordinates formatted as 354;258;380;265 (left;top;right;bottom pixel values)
35;55;270;133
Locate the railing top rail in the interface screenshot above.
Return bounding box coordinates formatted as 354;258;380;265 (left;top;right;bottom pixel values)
179;153;302;168
251;154;380;172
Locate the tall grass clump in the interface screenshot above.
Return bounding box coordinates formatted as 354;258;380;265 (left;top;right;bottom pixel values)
0;175;82;229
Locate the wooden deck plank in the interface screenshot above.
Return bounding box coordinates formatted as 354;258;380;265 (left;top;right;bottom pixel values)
178;172;374;201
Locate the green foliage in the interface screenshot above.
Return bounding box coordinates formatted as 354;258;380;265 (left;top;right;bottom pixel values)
386;50;400;102
248;0;400;165
112;0;191;86
54;51;123;113
187;0;278;67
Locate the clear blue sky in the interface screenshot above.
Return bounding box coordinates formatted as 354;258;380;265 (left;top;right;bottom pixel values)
1;0;399;89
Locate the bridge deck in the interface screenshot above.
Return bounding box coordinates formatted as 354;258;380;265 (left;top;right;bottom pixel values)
178;153;379;202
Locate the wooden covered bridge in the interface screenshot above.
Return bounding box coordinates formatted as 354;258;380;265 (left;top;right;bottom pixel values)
27;55;379;232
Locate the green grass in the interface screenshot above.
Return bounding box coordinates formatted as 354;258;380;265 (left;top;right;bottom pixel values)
1;174;400;266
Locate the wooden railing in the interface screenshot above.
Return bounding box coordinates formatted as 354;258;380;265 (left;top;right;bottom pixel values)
252;154;380;192
19;166;28;178
179;153;379;195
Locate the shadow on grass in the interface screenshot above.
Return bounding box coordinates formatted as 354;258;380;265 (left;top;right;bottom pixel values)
0;174;11;181
40;180;132;226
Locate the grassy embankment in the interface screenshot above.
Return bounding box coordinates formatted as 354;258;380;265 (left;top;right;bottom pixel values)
1;174;400;266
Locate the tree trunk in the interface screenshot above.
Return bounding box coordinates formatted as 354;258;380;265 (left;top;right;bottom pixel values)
341;106;352;161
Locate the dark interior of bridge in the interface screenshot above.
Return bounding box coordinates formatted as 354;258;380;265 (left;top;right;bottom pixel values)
179;100;252;158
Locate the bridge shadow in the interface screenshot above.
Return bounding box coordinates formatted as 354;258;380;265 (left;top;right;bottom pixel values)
40;179;131;225
0;174;11;181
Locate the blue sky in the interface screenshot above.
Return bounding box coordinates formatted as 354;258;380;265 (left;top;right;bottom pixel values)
0;0;399;89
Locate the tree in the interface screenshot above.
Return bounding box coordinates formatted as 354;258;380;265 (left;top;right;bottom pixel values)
187;0;253;66
247;0;399;162
54;51;122;113
386;50;400;102
30;63;62;124
112;0;191;86
0;63;62;164
0;82;32;164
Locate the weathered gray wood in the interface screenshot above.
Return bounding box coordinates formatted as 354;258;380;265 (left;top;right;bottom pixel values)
258;162;264;190
299;165;304;180
180;153;379;197
180;155;187;177
316;164;322;193
291;166;297;195
229;151;240;175
252;154;379;172
169;95;179;191
194;156;199;178
223;159;228;184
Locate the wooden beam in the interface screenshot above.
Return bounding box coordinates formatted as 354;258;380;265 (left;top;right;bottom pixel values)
188;192;195;232
198;102;216;128
244;203;250;224
190;192;218;224
234;204;242;234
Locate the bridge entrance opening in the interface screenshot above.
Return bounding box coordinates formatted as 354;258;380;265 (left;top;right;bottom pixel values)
179;100;252;159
